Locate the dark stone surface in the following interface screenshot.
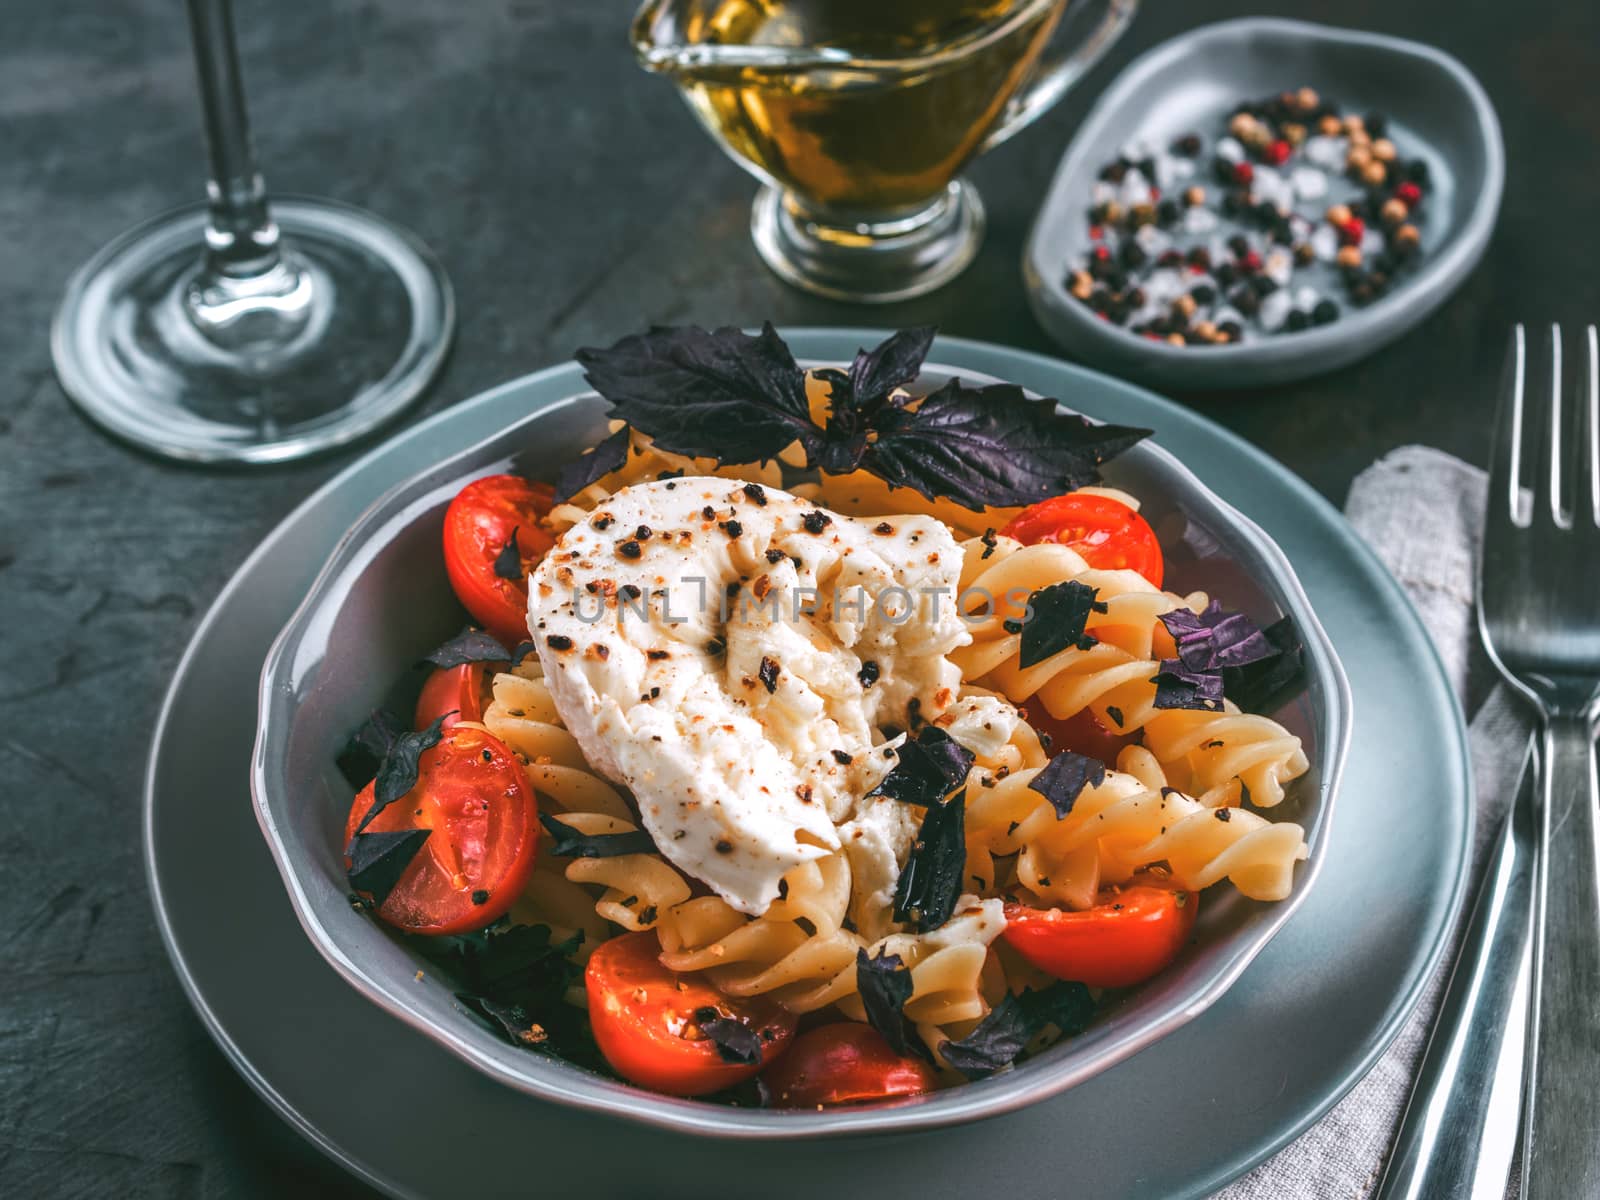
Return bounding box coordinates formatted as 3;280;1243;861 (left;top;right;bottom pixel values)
0;0;1595;1195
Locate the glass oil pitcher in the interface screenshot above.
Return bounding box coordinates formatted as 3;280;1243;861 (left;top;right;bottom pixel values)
632;0;1137;303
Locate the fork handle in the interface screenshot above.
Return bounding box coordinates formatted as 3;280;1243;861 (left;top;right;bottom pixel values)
1523;710;1600;1200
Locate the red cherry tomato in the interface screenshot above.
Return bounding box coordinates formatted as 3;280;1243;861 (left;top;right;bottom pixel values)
1001;493;1164;589
442;475;557;648
413;661;497;732
1028;707;1135;765
343;725;539;936
762;1023;938;1109
586;932;796;1097
1002;874;1198;989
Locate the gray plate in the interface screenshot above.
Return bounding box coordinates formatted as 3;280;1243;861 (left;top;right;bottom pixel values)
1023;18;1504;389
146;332;1471;1197
252;357;1349;1138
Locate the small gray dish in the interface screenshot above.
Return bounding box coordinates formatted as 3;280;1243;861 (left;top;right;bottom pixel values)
251;356;1350;1139
1024;17;1504;389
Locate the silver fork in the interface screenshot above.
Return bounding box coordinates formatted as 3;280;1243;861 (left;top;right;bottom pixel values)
1479;323;1600;1199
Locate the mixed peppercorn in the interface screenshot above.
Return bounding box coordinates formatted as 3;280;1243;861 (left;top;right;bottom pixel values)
1065;87;1430;346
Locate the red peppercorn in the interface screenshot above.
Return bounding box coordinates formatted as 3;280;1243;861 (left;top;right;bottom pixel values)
1265;140;1291;166
1089;224;1105;241
1093;245;1111;261
1395;181;1423;207
1240;250;1263;272
1232;162;1255;185
1338;217;1366;247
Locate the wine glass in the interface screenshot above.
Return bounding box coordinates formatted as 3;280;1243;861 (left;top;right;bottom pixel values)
51;0;454;465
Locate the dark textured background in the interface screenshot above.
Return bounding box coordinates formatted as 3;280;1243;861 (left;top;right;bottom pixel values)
2;0;1596;1195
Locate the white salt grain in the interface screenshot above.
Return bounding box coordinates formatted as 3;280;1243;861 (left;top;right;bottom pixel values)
1291;167;1328;201
1159;155;1195;187
1303;136;1346;170
1264;250;1293;287
1311;225;1339;261
1119;170;1153;208
1120;137;1153;163
1143;269;1186;304
1259;289;1292;332
1182;206;1219;235
1135;224;1170;256
1215;137;1245;164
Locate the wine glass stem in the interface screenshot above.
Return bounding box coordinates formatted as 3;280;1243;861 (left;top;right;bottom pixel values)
186;0;279;279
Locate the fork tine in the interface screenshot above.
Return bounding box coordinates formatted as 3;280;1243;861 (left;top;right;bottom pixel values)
1489;324;1528;528
1488;324;1529;528
1532;323;1565;526
1581;325;1599;529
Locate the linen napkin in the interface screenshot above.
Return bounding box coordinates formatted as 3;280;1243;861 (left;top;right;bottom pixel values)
1214;445;1533;1199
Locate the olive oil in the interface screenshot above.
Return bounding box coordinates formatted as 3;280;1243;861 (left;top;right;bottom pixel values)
672;0;1067;212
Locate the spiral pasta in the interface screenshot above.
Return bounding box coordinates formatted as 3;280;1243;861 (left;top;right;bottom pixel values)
964;744;1308;907
656;859;1007;1056
479;662;690;950
951;534;1310;811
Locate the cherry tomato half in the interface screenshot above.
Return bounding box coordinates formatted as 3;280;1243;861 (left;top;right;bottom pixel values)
762;1023;938;1109
343;725;539;936
1001;493;1164;589
414;661;497;732
1002;874;1198;989
442;475;557;648
1028;707;1135;766
586;931;796;1097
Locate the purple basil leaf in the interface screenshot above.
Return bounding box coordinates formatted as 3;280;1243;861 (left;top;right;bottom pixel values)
554;425;632;503
1027;751;1106;818
861;379;1151;511
692;1010;764;1065
1159;602;1275;672
346;828;431;906
422;629;511;669
1019;581;1107;668
892;792;966;933
493;527;524;582
867;726;975;808
575;324;822;465
1222;616;1306;714
1151;660;1226;711
539;813;658;858
459;995;552;1048
337;708;407;789
855;947;932;1062
940;981;1094;1079
814;329;936;473
846;326;937;414
1154;603;1279;712
356;713;449;833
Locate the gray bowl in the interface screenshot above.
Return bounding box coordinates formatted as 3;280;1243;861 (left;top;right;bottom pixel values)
1024;17;1504;389
252;361;1351;1138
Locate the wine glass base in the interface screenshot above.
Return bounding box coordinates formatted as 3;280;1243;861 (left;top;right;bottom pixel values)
749;180;985;304
52;196;454;465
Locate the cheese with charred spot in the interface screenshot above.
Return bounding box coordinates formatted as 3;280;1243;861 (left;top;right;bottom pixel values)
527;477;1018;915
